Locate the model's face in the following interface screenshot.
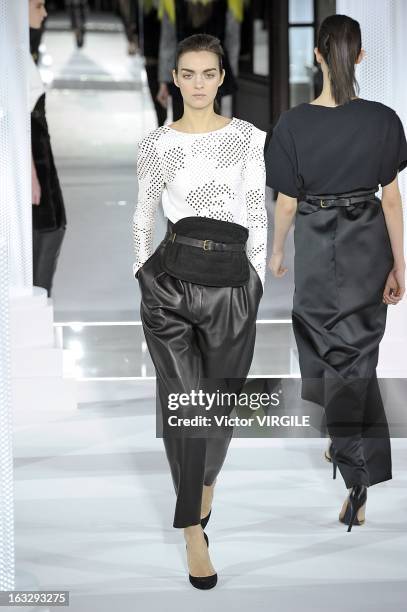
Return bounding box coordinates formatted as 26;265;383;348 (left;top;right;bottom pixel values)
172;50;225;110
29;0;48;29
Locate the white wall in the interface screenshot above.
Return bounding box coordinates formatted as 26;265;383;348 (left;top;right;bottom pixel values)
0;0;29;591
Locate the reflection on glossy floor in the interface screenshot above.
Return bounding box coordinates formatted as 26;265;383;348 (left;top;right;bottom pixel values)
57;321;298;379
15;17;407;611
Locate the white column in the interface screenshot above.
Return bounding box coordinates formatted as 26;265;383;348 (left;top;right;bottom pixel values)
0;241;15;591
1;0;33;293
0;0;77;419
337;0;407;375
0;0;19;592
0;0;78;591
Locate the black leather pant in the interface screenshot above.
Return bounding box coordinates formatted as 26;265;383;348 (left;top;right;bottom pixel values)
138;220;263;528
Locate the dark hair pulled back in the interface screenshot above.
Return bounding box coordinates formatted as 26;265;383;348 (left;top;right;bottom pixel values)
317;14;362;106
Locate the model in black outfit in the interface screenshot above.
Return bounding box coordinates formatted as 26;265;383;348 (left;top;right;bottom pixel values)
117;0;138;55
137;0;168;126
65;0;88;48
265;15;407;531
30;1;67;297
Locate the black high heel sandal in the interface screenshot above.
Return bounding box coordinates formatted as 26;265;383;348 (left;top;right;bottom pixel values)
339;485;367;532
185;531;217;590
200;509;212;530
200;479;216;529
324;441;338;479
189;569;218;590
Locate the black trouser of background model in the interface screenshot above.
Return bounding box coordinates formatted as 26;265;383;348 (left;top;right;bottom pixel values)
146;61;167;127
31;93;67;299
65;0;88;47
117;0;137;45
33;227;66;297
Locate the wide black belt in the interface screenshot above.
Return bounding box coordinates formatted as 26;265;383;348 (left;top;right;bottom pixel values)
303;188;378;209
164;232;246;252
160;216;250;286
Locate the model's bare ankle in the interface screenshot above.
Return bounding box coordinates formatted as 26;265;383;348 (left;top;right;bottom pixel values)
184;524;204;542
184;525;216;577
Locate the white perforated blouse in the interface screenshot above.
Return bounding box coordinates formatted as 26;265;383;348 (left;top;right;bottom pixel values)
133;117;268;288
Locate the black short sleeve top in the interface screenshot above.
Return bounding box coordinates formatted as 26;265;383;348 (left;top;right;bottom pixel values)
265;98;407;197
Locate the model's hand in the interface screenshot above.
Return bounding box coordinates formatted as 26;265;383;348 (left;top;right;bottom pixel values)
156;82;169;109
32;166;41;206
383;266;405;304
268;251;288;277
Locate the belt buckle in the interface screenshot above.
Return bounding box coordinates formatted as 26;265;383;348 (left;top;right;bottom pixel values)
320;199;328;208
171;232;176;243
203;239;211;251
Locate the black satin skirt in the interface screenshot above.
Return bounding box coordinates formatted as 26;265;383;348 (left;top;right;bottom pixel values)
138;219;263;527
292;192;393;487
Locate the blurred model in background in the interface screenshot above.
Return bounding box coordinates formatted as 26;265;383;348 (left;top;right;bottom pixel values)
29;0;67;297
137;0;167;126
118;0;138;55
65;0;88;48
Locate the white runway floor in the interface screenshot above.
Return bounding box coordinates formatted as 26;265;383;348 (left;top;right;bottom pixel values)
12;16;407;611
13;390;407;611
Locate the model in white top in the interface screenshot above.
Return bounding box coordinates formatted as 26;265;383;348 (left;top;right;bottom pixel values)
133;116;267;288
